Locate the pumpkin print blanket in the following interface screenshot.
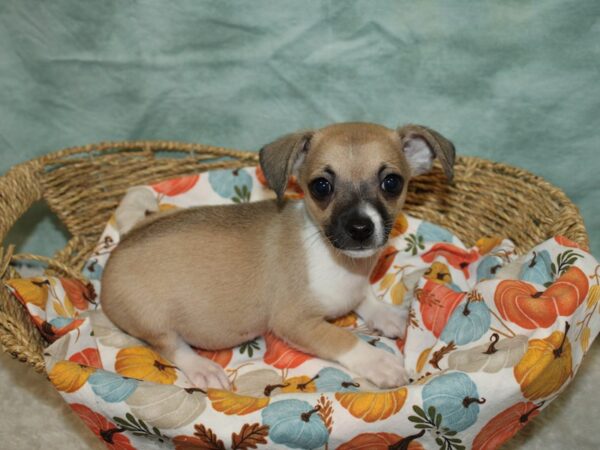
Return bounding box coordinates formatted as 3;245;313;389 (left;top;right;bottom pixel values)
6;167;600;450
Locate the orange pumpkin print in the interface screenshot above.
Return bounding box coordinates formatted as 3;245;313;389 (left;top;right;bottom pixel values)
60;278;96;311
194;348;233;368
70;403;135;450
335;388;407;422
495;267;589;329
421;243;479;278
370;246;399;284
115;346;177;384
417;280;465;337
263;333;312;369
555;235;583;250
152;174;200;196
473;402;542;450
256;166;303;194
70;347;103;369
514;324;573;400
390;213;409;237
207;388;269;415
338;432;424;450
49;360;95;393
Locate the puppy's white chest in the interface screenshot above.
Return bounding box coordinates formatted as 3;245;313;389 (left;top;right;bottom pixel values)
303;229;370;318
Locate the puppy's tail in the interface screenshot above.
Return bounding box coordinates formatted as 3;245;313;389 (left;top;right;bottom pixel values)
114;187;159;235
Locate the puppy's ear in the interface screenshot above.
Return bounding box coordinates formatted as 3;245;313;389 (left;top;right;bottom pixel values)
259;130;313;201
397;124;456;182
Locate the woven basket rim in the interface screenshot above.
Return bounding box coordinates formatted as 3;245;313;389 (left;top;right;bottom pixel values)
0;140;590;374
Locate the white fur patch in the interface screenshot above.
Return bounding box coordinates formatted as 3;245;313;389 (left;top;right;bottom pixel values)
403;136;434;176
300;207;370;318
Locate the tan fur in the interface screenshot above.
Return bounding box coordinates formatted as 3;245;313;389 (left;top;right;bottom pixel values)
101;122;455;389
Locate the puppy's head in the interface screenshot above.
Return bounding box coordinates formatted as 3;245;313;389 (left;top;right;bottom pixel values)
259;122;455;258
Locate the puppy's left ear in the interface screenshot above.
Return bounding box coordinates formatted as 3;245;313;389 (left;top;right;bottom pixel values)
259;130;314;202
397;124;456;182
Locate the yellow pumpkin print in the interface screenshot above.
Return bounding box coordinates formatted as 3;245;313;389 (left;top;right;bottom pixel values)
115;346;177;384
424;262;453;285
49;360;94;393
475;236;504;255
329;312;358;328
390;213;409;237
280;375;318;394
7;277;51;309
207;388;270;415
514;324;573;400
335;388;407;422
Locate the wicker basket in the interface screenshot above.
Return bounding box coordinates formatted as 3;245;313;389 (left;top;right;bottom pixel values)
0;141;589;375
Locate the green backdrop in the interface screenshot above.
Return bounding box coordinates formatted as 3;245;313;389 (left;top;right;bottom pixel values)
0;1;598;257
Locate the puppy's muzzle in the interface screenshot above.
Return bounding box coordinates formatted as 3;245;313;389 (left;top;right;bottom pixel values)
345;213;375;242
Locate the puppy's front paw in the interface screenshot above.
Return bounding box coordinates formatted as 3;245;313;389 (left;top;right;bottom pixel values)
339;342;408;388
179;357;230;390
363;303;408;339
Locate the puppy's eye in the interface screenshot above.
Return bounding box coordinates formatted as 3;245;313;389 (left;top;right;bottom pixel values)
381;174;403;194
310;178;333;199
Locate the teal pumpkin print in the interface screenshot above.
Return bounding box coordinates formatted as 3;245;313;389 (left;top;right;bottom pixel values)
519;250;553;286
208;168;253;202
261;399;329;449
476;255;504;282
315;367;359;392
441;298;491;345
358;334;395;354
82;259;103;281
88;370;138;403
422;372;485;432
417;221;454;243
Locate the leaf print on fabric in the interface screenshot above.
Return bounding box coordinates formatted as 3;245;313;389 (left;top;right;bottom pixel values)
404;233;425;256
239;338;261;358
88;371;139;403
408;405;465;449
112;413;170;444
422;372;484;432
514;323;573;400
208;388;269;415
70;403;135;450
173;423;225;450
495;266;589;329
126;382;206;429
152;175;200;196
335;388;407;423
231;423;270;450
261;399;329;449
447;334;528;373
263;333;312;369
115;346;177;384
472;402;542;450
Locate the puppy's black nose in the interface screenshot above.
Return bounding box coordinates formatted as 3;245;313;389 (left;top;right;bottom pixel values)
345;216;374;241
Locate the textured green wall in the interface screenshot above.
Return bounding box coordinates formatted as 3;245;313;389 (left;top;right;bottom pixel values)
1;1;598;257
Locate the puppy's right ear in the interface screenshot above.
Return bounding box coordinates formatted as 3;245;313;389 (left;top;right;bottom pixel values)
259;130;313;202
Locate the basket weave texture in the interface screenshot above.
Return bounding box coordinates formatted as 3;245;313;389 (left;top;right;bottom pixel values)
0;142;589;374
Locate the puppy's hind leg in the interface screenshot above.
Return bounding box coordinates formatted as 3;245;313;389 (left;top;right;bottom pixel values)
151;332;230;390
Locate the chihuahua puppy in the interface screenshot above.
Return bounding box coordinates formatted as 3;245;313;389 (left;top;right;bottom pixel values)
101;123;455;390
